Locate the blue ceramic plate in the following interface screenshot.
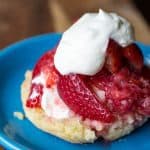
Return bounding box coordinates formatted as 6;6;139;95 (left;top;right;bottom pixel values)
0;33;150;150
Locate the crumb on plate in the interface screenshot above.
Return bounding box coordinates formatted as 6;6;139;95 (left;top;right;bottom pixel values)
13;111;25;120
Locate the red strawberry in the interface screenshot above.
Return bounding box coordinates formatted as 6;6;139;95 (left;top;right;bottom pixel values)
138;97;150;116
141;66;150;80
90;66;150;114
32;49;59;88
57;74;115;123
26;49;59;108
105;39;123;73
122;44;143;70
26;84;43;108
90;68;111;90
137;68;150;116
33;50;55;76
46;69;59;88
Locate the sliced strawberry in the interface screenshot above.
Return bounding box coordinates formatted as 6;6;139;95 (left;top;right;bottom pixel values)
57;74;115;123
90;68;111;90
141;66;150;80
26;49;59;108
46;70;58;88
90;66;150;114
33;50;55;77
137;68;150;116
26;84;43;108
122;44;144;71
138;97;150;116
33;49;59;87
105;39;123;73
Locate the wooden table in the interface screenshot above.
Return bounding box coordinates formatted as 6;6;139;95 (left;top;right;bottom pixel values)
0;0;150;50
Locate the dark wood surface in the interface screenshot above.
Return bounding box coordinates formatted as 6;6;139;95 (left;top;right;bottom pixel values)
0;0;149;49
0;0;53;49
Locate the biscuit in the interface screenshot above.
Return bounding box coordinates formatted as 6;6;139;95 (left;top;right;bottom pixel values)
21;71;147;143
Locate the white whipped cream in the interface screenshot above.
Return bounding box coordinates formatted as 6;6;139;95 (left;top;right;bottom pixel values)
54;9;134;75
31;73;71;119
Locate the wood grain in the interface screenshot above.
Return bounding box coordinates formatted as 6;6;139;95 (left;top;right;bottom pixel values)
0;0;53;49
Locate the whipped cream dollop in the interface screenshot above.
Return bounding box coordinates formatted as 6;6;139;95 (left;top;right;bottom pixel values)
32;73;71;119
54;9;134;75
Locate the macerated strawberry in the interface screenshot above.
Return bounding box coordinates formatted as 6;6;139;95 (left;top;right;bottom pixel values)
138;97;150;116
123;44;144;70
26;84;43;108
105;39;123;73
90;67;150;114
57;74;115;123
46;68;59;88
33;50;56;78
90;68;111;90
137;69;150;116
26;40;149;122
141;66;150;80
26;49;59;108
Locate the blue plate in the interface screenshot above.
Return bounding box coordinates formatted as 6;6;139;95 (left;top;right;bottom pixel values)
0;33;150;150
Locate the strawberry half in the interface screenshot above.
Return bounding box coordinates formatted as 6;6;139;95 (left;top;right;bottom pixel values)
26;49;59;108
90;66;150;114
105;39;123;73
57;74;115;123
122;44;144;71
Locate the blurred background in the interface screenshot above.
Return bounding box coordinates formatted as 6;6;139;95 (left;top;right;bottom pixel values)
0;0;150;49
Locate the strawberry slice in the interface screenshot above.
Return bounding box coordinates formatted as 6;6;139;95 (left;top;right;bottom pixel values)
90;68;111;90
26;49;59;108
138;97;150;116
137;67;150;116
90;66;150;114
122;44;143;70
26;83;43;108
32;49;59;88
57;74;115;123
105;39;123;73
33;50;56;77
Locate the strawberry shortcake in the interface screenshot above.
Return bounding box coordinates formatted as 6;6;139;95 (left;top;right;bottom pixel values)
21;9;150;143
